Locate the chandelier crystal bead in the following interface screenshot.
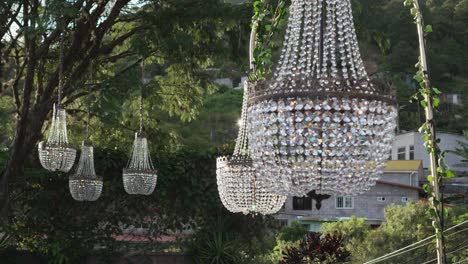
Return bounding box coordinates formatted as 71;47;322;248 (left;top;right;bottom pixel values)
38;104;77;172
69;140;103;201
216;82;286;215
247;0;397;196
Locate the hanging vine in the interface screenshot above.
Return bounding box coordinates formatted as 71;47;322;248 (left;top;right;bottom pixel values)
250;0;288;80
404;0;456;263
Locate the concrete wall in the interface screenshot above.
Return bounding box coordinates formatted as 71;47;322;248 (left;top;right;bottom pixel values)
276;179;420;227
380;171;420;187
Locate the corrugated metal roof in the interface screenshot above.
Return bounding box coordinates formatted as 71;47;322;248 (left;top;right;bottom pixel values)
384;160;422;171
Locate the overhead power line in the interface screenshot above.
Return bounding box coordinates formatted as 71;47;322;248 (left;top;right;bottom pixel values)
364;219;468;264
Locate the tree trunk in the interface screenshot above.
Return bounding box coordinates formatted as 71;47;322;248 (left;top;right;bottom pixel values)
0;104;51;223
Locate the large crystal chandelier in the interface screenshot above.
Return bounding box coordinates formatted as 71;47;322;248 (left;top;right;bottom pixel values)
248;0;397;196
69;141;103;201
38;34;76;172
122;60;157;195
216;82;286;215
69;65;103;201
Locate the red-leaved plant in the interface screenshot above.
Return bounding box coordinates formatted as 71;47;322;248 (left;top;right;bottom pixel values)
280;233;350;264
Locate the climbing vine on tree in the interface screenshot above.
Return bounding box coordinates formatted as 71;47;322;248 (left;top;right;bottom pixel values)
404;0;456;262
251;0;288;80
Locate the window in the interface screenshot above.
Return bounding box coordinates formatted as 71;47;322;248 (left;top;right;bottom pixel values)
336;196;353;209
377;197;386;202
293;196;312;210
409;145;415;160
401;197;409;203
397;147;406;160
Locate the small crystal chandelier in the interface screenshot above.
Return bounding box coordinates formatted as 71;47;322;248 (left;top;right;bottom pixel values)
69;141;103;201
216;81;286;215
122;60;157;195
69;65;103;201
248;0;397;196
38;34;76;172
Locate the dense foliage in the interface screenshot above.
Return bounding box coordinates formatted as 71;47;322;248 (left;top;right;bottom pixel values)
321;203;468;263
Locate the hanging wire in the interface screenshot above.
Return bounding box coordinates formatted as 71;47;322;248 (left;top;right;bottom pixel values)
139;58;144;134
86;63;92;140
58;32;65;105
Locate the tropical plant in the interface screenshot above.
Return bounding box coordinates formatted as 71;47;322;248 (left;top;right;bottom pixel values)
189;218;244;264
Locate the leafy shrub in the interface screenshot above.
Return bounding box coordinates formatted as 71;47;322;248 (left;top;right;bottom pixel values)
189;218;243;264
277;221;309;242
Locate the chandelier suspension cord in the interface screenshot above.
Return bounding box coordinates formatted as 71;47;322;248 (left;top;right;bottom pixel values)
58;32;65;105
86;63;93;140
139;59;144;134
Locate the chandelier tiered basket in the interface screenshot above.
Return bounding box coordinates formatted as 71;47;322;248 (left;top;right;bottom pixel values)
38;104;77;172
248;0;397;196
123;132;157;195
216;82;286;215
69;140;103;201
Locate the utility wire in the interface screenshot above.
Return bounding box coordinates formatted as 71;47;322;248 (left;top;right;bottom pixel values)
453;258;468;264
421;241;468;264
364;219;468;264
400;228;468;264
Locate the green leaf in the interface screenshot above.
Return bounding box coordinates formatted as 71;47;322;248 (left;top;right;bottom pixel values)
432;97;440;107
413;73;423;82
427;175;433;183
445;170;455;178
425;25;433;33
404;0;413;7
420;100;427;108
418;123;427;133
423;184;430;193
415;61;421;69
432;87;442;95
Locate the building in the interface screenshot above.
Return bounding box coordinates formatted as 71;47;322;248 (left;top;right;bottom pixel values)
391;132;468;176
275;160;423;231
213;78;233;88
440;93;463;106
